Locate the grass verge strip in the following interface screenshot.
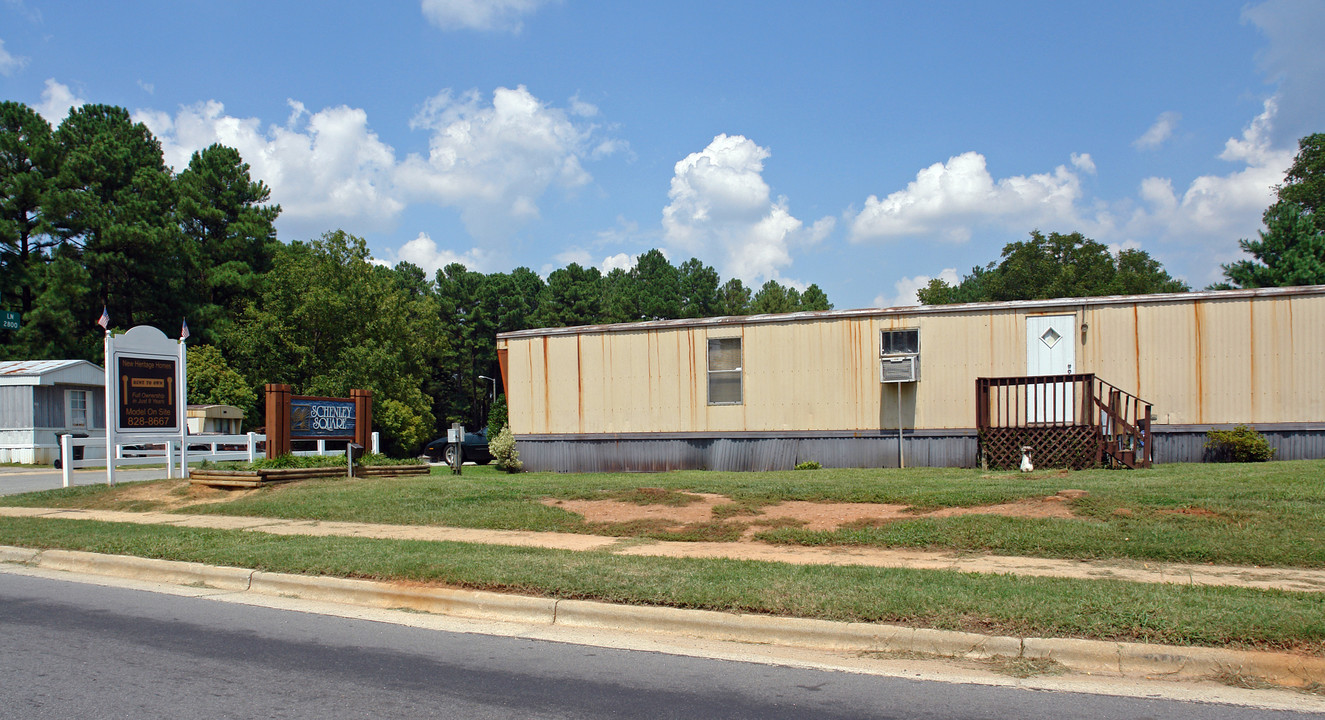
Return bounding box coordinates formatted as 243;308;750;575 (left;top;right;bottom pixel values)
1;516;1322;654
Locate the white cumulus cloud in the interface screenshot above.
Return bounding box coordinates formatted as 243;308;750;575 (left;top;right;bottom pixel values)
1123;99;1291;283
381;232;492;276
874;268;961;308
1070;152;1097;174
599;252;637;273
662;133;833;287
131;85;606;246
848;152;1087;244
1134;111;1181;150
396;85;602;241
421;0;548;32
140;99;403;237
0;39;27;76
34;79;84;124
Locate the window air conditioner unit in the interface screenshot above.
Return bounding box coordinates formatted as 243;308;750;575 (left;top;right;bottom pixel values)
880;355;918;383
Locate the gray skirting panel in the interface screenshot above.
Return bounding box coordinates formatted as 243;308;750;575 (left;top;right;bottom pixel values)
1149;424;1325;464
515;424;1325;472
514;431;979;473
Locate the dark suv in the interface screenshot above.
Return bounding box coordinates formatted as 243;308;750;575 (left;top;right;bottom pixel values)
422;429;492;465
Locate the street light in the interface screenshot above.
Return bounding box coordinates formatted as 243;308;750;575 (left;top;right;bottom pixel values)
477;375;496;402
477;375;497;432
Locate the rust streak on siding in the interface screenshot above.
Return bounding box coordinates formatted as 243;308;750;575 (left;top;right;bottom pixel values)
1248;300;1256;421
1193;302;1204;423
688;330;698;429
576;335;584;434
740;325;747;428
542;336;551;432
1133;305;1140;396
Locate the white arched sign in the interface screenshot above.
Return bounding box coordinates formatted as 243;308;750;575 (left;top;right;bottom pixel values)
104;325;187;484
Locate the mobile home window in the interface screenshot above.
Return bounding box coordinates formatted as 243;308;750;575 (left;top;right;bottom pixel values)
707;337;742;405
880;329;919;356
68;389;88;429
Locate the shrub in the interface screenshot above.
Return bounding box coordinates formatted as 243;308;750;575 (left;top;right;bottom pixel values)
1205;425;1276;463
490;427;523;473
794;461;822;470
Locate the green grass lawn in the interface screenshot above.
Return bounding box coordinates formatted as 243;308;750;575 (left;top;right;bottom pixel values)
4;459;1323;568
1;515;1321;653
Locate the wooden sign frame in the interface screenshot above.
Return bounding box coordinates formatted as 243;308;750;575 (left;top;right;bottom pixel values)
264;384;372;459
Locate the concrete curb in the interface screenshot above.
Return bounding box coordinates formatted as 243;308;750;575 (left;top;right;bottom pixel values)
3;545;1322;689
33;549;255;592
247;571;558;624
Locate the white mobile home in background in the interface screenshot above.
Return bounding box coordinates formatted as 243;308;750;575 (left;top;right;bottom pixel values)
0;360;107;464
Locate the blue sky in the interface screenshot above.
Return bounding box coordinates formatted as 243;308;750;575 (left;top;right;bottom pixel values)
3;1;1322;309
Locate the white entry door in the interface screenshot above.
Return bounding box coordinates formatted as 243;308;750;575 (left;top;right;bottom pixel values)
1026;314;1076;423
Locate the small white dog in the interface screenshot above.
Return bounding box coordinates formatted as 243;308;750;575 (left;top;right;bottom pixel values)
1020;446;1034;472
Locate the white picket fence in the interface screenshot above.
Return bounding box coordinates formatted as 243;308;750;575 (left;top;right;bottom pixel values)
58;432;380;487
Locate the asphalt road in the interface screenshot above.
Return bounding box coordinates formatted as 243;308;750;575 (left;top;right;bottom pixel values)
0;467;170;496
1;571;1319;720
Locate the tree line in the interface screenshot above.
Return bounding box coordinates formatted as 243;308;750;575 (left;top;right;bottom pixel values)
1;100;831;454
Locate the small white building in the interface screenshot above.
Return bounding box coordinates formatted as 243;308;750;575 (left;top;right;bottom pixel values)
187;404;244;435
0;360;107;464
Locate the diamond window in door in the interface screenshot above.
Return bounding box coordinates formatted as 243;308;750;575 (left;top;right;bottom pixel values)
1040;327;1062;349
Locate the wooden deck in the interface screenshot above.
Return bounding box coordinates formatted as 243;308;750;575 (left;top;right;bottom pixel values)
976;374;1152;470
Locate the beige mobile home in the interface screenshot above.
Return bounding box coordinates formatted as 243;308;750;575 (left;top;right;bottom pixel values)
495;286;1325;472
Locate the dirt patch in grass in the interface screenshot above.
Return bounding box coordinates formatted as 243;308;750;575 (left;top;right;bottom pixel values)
543;489;1087;540
549;493;729;526
110;479;258;511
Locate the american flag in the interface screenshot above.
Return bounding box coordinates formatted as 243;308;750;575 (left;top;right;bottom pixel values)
181;318;190;340
97;307;109;329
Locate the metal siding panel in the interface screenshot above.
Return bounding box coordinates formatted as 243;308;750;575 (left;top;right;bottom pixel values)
578;333;605;433
1198;299;1252;424
0;386;33;429
516;337;545;435
651;330;682;432
544;335;582;433
33;386;62;427
90;388;105;429
1081;303;1143;396
1287;296;1325;424
1138;302;1201;425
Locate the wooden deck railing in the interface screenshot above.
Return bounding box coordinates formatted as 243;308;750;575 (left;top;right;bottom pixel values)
1091;376;1153;469
976;374;1152;469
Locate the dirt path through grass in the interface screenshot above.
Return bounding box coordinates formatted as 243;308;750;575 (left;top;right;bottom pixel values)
5;505;1324;594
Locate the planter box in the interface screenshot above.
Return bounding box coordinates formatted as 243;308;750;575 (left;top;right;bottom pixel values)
354;464;431;478
189;466;347;489
190;463;431;488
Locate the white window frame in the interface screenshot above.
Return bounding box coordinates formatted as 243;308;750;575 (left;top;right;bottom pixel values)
880;328;920;357
707;337;743;405
67;388;88;429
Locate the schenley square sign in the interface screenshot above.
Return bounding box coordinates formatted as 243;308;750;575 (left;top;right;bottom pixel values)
264;384;373;459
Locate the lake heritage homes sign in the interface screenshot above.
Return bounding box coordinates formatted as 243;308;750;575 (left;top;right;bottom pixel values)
104;324;188;484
